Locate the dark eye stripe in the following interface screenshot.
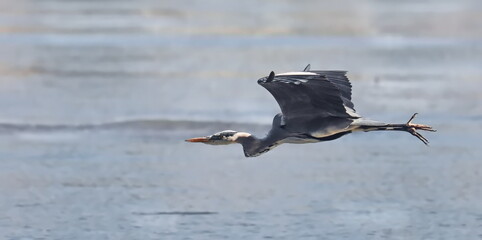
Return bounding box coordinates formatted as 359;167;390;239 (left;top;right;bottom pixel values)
210;135;223;140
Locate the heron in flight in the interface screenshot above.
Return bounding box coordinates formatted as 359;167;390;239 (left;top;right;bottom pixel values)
186;65;436;157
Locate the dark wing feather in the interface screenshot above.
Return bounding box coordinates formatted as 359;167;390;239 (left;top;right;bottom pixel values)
258;71;358;132
309;70;355;109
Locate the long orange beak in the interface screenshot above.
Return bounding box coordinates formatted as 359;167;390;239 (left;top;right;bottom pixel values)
185;136;210;143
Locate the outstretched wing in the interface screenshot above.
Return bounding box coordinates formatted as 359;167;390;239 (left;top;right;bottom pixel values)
258;69;359;133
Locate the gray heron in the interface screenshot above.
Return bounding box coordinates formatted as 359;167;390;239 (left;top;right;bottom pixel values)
186;64;436;157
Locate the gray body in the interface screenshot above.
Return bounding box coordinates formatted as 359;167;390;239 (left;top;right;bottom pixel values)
239;114;385;157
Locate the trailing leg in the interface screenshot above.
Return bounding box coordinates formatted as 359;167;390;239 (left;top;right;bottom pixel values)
354;113;436;145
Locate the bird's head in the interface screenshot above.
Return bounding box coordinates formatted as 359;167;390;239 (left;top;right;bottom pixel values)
185;130;252;145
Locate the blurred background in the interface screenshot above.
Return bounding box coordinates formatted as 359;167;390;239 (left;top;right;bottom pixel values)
0;0;481;239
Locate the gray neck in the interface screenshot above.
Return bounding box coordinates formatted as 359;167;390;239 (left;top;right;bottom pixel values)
236;114;288;157
236;133;283;157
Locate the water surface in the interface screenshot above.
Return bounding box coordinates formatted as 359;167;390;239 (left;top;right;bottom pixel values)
0;0;482;239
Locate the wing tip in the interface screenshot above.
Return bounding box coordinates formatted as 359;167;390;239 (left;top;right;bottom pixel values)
268;71;275;82
257;71;276;84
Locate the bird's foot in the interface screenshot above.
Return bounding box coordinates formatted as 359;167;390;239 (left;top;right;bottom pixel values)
405;113;436;145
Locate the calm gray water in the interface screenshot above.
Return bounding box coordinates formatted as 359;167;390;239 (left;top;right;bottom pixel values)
1;0;482;239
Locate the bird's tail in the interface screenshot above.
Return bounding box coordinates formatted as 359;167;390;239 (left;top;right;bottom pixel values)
352;113;436;145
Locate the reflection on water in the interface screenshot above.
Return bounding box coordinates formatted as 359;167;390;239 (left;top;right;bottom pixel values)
0;0;482;239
